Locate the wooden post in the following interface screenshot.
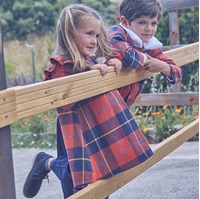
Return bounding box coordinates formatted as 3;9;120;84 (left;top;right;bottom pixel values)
0;23;16;199
168;10;180;47
168;10;182;92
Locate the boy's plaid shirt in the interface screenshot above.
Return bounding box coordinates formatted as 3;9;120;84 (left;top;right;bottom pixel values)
44;56;153;188
108;25;182;84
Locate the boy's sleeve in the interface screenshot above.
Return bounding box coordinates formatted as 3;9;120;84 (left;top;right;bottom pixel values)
108;26;146;71
147;49;182;84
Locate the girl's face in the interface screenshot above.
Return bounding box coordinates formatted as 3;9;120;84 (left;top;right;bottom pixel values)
74;18;101;57
125;15;158;43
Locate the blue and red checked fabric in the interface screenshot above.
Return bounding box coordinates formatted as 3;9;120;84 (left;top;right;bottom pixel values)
44;56;153;188
108;25;182;84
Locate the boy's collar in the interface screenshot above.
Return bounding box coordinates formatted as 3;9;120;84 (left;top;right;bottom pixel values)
119;23;163;50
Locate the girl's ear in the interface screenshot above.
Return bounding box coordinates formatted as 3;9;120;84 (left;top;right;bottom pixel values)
120;16;129;27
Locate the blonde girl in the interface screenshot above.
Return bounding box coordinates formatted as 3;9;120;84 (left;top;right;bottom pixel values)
23;4;153;199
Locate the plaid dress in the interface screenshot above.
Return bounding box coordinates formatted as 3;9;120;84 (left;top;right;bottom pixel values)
44;56;153;188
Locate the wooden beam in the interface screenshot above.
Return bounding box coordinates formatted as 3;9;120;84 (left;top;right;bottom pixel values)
68;119;199;199
161;0;199;12
134;92;199;106
0;43;199;127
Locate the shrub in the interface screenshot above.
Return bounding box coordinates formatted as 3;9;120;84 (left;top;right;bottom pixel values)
11;110;57;148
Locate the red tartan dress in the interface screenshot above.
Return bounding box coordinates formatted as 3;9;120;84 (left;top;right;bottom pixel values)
44;56;153;188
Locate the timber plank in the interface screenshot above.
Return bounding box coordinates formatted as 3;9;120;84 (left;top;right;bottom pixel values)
17;69;154;119
0;101;16;114
165;43;198;58
0;89;16;105
134;92;199;106
172;53;199;66
16;68;152;112
16;68;131;104
0;111;17;128
0;42;199;127
15;68;115;95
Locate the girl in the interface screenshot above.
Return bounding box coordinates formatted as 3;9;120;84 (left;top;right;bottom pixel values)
23;4;153;199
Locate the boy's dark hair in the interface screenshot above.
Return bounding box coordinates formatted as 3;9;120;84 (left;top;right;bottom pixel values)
120;0;163;23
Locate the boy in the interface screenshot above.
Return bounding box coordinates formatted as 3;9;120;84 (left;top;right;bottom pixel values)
108;0;182;107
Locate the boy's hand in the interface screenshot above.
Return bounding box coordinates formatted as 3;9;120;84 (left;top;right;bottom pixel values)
92;64;108;76
144;54;172;77
106;58;122;74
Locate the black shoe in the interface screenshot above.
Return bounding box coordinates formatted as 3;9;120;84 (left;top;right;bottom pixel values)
23;152;53;198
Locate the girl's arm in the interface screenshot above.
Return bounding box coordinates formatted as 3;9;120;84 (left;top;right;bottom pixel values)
90;58;122;75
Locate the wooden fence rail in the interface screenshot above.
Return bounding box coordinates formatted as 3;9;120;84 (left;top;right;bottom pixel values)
0;42;199;128
134;92;199;106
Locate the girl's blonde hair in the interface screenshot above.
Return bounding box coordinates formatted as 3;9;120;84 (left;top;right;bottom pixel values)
53;4;113;72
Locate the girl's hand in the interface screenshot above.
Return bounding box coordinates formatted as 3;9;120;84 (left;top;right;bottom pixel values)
92;64;108;76
106;58;122;74
144;54;172;77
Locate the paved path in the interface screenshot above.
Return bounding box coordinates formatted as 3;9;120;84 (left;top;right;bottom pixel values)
13;141;199;199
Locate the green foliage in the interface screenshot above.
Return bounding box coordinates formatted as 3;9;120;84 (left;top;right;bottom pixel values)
11;110;57;148
0;0;116;41
131;105;199;143
156;7;199;45
156;12;170;45
179;7;199;44
181;61;199;92
5;60;16;79
154;106;198;142
11;103;198;148
77;0;117;24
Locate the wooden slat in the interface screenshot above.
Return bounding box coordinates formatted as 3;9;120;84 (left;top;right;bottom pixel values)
172;53;199;66
0;42;199;127
0;111;17;127
16;68;131;105
68;119;199;199
161;0;199;12
164;42;199;65
165;42;198;58
16;68;152;112
0;89;16;105
17;69;154;119
0;101;16;115
134;92;199;106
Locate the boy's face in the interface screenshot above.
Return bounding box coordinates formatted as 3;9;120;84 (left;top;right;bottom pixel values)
122;15;159;43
